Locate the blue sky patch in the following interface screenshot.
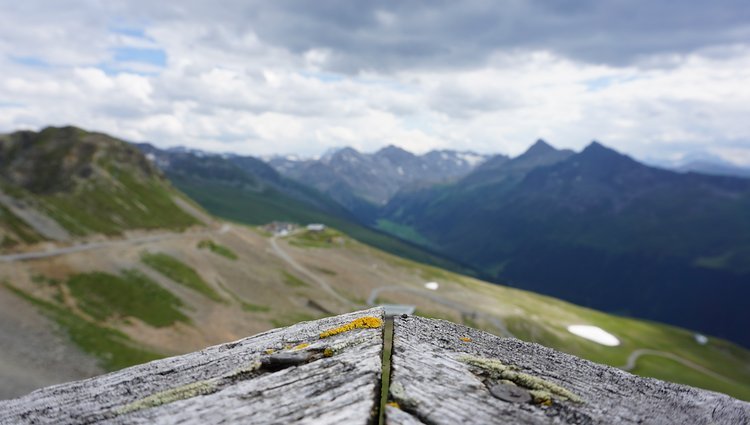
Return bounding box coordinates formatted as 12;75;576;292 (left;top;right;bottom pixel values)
111;27;148;39
112;47;167;67
584;75;640;91
10;55;50;68
299;71;344;83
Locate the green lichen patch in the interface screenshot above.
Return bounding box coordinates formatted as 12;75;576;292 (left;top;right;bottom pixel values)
324;336;369;357
459;354;583;404
117;359;266;415
389;381;419;410
221;360;262;383
116;380;218;415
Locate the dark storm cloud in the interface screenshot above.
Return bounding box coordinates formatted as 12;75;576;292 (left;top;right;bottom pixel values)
229;0;750;72
13;1;746;72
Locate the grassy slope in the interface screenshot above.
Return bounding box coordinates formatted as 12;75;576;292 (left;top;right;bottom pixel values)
170;176;473;275
0;127;200;239
3;283;162;371
141;252;223;302
67;270;189;327
40;168;198;236
284;229;750;400
197;239;238;260
2;221;748;400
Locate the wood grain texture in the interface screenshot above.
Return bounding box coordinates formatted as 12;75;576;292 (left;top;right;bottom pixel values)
3;309;749;424
0;307;384;425
386;315;750;425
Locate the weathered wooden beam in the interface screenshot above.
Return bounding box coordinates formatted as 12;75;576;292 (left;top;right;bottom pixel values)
0;308;385;425
385;315;749;425
2;309;748;424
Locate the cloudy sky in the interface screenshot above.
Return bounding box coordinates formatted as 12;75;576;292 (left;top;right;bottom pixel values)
1;1;749;164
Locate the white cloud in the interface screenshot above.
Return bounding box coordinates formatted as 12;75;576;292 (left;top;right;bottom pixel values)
0;2;748;164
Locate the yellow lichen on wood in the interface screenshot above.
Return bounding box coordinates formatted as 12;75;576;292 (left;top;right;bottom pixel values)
460;337;472;342
386;401;400;409
319;316;383;338
292;342;310;351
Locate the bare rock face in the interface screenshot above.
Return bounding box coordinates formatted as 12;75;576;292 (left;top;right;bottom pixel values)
2;309;748;425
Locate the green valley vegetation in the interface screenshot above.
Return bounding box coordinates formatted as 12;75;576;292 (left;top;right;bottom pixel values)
288;228;345;248
67;271;189;327
197;239;238;260
147;145;472;275
365;239;750;401
3;269;190;369
282;271;309;287
141;251;223;301
0;205;44;248
2;219;749;401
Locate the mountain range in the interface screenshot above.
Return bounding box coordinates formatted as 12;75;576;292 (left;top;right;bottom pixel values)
0;126;748;402
268;146;490;223
376;140;750;346
135;135;750;346
134;142;470;273
646;152;750;178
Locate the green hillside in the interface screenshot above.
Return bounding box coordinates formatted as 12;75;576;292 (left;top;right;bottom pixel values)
0;126;200;247
170;174;471;275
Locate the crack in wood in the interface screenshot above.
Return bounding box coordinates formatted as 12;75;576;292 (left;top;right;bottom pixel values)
378;317;394;425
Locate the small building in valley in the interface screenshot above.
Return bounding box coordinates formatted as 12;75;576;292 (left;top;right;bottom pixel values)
306;223;326;232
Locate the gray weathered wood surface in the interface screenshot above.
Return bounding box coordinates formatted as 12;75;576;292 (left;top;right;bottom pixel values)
0;308;384;425
2;309;749;424
385;315;750;425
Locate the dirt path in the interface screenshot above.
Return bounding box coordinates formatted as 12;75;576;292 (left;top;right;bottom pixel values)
267;234;354;308
0;229;213;262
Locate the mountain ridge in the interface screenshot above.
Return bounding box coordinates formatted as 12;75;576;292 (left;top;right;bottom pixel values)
268;145;491;222
0;126;203;247
378;140;750;347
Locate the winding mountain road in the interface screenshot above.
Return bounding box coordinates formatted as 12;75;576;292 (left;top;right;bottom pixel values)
619;348;735;384
0;229;214;263
0;224;230;263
